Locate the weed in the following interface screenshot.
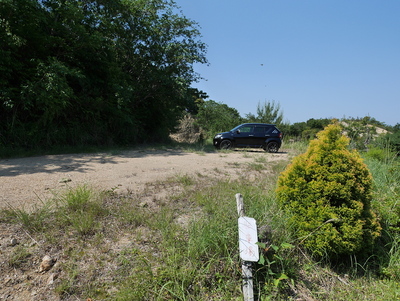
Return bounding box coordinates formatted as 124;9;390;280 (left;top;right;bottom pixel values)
284;140;308;156
69;211;98;236
270;160;288;174
228;161;241;168
219;149;232;154
56;185;108;236
253;154;268;164
55;263;80;297
60;184;93;212
246;162;265;172
175;174;195;186
242;151;251;158
117;203;150;227
9;201;52;233
8;245;31;268
256;242;295;289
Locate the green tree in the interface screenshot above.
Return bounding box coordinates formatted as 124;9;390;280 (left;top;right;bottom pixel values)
245;100;284;126
285;122;307;137
0;0;207;148
284;119;331;140
276;122;381;257
195;100;242;138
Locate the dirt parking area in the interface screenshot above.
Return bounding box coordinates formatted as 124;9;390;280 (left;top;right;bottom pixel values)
0;149;288;210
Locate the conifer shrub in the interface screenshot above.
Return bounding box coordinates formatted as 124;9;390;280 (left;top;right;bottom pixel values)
276;122;381;257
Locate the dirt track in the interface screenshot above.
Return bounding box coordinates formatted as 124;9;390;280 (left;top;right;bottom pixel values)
0;149;288;210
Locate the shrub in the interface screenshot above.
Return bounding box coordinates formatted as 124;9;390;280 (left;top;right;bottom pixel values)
170;114;204;144
276;122;381;257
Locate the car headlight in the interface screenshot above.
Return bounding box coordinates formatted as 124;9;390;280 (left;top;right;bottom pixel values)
214;134;222;139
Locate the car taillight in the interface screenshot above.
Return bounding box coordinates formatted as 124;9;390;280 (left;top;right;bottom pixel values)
279;133;283;138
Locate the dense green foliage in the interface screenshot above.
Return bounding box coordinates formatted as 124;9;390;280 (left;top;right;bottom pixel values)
195;99;242;138
284;118;331;139
276;123;381;257
0;0;206;148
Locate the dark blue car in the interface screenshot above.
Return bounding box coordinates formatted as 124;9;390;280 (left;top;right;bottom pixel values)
213;123;282;152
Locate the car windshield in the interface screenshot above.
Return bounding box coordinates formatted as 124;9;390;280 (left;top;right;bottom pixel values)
230;124;243;132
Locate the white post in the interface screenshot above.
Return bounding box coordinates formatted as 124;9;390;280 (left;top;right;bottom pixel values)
236;193;256;301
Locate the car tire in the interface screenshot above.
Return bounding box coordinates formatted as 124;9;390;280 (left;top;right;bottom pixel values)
220;139;233;150
265;141;279;153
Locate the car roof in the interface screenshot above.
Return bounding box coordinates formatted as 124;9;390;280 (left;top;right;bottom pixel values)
240;123;276;126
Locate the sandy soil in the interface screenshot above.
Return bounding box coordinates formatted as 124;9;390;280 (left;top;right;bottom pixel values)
0;149;288;210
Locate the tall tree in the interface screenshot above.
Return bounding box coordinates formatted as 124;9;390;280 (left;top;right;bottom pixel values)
0;0;207;147
246;100;284;126
195;100;242;138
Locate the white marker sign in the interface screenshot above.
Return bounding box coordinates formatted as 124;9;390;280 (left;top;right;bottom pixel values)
238;216;259;262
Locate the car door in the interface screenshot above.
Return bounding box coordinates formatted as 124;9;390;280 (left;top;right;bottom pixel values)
253;125;267;146
233;125;255;146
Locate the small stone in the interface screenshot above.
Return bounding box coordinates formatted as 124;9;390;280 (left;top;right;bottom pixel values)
9;238;18;246
39;255;56;273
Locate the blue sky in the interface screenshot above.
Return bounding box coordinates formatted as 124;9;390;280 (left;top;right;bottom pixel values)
175;0;400;126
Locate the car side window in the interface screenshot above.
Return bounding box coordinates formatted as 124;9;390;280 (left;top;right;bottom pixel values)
254;127;266;134
265;127;275;134
238;126;254;133
271;127;280;134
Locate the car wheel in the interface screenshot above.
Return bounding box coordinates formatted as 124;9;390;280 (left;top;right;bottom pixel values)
220;139;233;150
265;141;279;153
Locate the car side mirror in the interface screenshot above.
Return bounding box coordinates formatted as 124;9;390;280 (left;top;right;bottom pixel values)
236;130;240;134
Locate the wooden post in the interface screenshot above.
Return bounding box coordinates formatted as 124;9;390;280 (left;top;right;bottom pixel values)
236;193;245;217
236;193;256;301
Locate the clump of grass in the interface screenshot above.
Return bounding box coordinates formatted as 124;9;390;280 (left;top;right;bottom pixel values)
7;201;52;233
54;262;80;297
115;199;151;227
364;156;400;280
174;174;195;186
246;162;265;172
270;160;289;174
8;245;31;268
6;185;109;238
57;185;108;236
218;149;232;154
60;184;95;212
284;140;308;158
